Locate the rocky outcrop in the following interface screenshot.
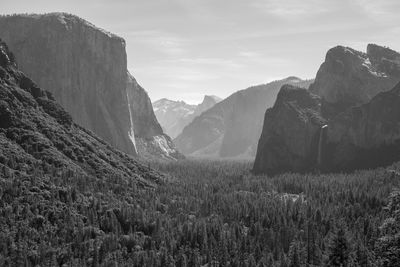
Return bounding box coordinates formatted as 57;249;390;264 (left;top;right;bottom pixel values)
254;44;400;175
127;73;183;160
175;77;313;158
196;95;222;114
0;38;161;185
153;95;221;138
0;13;181;159
310;44;400;117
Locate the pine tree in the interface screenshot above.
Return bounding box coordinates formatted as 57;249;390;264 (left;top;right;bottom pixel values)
288;240;300;267
376;190;400;267
325;226;352;266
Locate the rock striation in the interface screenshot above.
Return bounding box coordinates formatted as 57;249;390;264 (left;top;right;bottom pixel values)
174;77;313;158
0;13;181;159
0;38;161;185
254;44;400;175
153;95;221;139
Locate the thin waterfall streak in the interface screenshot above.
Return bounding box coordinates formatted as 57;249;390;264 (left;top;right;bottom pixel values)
126;88;138;155
318;124;328;167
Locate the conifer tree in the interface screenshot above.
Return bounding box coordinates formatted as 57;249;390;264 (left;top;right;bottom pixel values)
325;225;353;267
376;190;400;267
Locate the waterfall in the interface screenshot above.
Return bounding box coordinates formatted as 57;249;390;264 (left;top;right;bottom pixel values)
126;88;138;155
317;124;328;168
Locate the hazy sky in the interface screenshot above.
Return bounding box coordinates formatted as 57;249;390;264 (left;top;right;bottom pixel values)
1;0;400;104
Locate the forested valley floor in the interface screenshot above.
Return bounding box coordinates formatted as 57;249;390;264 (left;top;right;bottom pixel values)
1;159;400;266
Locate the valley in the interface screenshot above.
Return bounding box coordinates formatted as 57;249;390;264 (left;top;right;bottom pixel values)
0;3;400;266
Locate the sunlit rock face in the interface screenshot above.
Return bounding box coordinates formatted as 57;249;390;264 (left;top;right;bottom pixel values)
254;44;400;175
175;77;313;159
0;13;181;159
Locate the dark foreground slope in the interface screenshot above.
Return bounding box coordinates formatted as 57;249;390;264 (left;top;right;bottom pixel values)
0;40;164;265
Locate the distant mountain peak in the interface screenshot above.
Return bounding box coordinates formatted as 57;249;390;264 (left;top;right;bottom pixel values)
153;95;221;138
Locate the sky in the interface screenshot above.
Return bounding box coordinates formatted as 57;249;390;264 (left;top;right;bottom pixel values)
1;0;400;104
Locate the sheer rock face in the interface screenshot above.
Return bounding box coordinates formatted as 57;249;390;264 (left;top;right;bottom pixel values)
0;13;181;159
309;45;400;117
254;44;400;175
175;77;313;159
253;85;326;175
0;39;161;186
0;13;135;155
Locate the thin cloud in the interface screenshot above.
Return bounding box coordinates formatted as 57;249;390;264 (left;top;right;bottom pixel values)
127;30;188;56
251;0;333;17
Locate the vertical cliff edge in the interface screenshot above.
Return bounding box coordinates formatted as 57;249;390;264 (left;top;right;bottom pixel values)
0;13;181;159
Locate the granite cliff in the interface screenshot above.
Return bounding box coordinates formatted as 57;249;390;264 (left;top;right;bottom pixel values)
0;13;181;159
253;85;326;175
254;44;400;175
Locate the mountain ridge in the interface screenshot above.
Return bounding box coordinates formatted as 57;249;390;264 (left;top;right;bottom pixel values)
175;77;314;158
153;94;222;139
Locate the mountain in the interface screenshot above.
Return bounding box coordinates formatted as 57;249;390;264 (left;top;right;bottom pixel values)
253;44;400;175
0;38;161;187
0;13;181;160
174;77;313;158
153;95;221;138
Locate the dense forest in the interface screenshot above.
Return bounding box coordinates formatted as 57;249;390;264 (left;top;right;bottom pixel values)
0;158;399;266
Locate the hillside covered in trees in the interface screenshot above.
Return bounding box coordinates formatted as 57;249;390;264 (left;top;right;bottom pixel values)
1;155;400;266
